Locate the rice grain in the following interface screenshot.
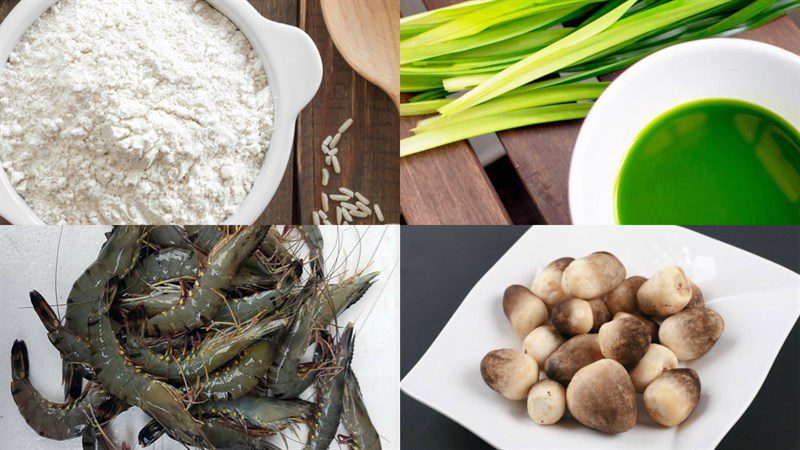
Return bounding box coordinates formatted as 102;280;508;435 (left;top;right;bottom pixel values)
321;192;329;212
338;118;354;133
332;156;341;174
374;204;384;222
322;168;329;186
341;207;353;222
354;192;369;205
339;187;354;197
329;194;350;202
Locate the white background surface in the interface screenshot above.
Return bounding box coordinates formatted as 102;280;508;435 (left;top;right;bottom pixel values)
0;225;400;449
401;226;800;450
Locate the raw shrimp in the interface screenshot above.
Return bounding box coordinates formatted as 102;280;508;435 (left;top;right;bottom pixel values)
121;247;197;295
193;396;312;433
194;341;274;401
145;226;268;336
10;340;122;440
307;324;355;450
30;291;93;379
339;369;381;450
65;226;144;338
213;287;294;324
87;282;213;448
125;318;287;382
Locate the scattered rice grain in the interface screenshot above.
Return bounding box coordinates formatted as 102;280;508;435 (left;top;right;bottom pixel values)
339;118;354;133
325;155;332;166
356;201;371;214
323;135;332;146
336;206;343;225
339;187;354;197
322;144;330;154
341;207;353;222
351;210;368;218
321;192;329;212
312;211;320;226
332;156;341;174
354;192;369;205
328;148;339;156
341;201;358;211
322;168;329;186
329;194;350;202
374;204;384;222
318;210;328;220
330;133;341;148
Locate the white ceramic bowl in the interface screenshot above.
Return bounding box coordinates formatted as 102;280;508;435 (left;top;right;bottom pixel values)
0;0;322;224
401;226;800;449
569;39;800;224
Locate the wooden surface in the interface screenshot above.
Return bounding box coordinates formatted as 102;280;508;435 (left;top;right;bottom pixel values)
401;1;800;224
0;0;398;225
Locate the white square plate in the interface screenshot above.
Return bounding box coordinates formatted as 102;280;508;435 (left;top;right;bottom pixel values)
400;226;799;450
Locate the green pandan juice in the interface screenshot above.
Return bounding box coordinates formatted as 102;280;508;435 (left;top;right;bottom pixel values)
616;99;800;224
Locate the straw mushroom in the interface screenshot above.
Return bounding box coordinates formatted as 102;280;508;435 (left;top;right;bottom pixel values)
643;369;701;426
551;298;593;336
480;349;539;400
561;252;626;299
530;257;574;310
566;359;637;434
659;307;724;360
544;334;603;385
523;324;564;366
636;266;692;317
605;276;647;315
687;283;704;309
588;298;611;332
527;380;566;425
598;316;651;367
502;285;549;337
614;312;659;343
629;344;678;393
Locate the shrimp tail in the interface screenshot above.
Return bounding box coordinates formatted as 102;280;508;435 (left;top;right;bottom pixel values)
137;419;166;447
63;361;84;401
30;290;60;334
10;339;28;381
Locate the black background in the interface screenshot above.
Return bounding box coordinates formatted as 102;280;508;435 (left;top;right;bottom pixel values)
401;226;800;450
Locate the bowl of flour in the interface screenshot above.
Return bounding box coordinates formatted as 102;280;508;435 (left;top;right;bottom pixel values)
0;0;321;224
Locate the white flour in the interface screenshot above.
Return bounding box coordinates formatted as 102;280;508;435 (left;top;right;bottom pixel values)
0;0;274;224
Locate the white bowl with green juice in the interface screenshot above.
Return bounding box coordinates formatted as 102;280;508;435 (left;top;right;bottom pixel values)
569;39;800;225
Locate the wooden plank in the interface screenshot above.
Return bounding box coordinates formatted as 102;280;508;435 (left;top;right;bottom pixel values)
400;0;511;225
252;0;298;224
297;0;399;224
500;15;800;224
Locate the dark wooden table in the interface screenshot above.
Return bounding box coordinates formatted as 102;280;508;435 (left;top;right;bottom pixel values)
400;0;800;225
0;0;398;225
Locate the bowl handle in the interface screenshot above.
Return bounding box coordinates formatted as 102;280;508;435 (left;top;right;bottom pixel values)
256;19;322;116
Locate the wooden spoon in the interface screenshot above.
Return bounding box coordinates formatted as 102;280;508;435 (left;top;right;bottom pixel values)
320;0;400;107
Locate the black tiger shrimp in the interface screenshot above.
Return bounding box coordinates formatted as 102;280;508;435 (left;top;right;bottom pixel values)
339;369;382;450
9;225;389;449
88;281;214;448
307;324;356;450
10;340;124;441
